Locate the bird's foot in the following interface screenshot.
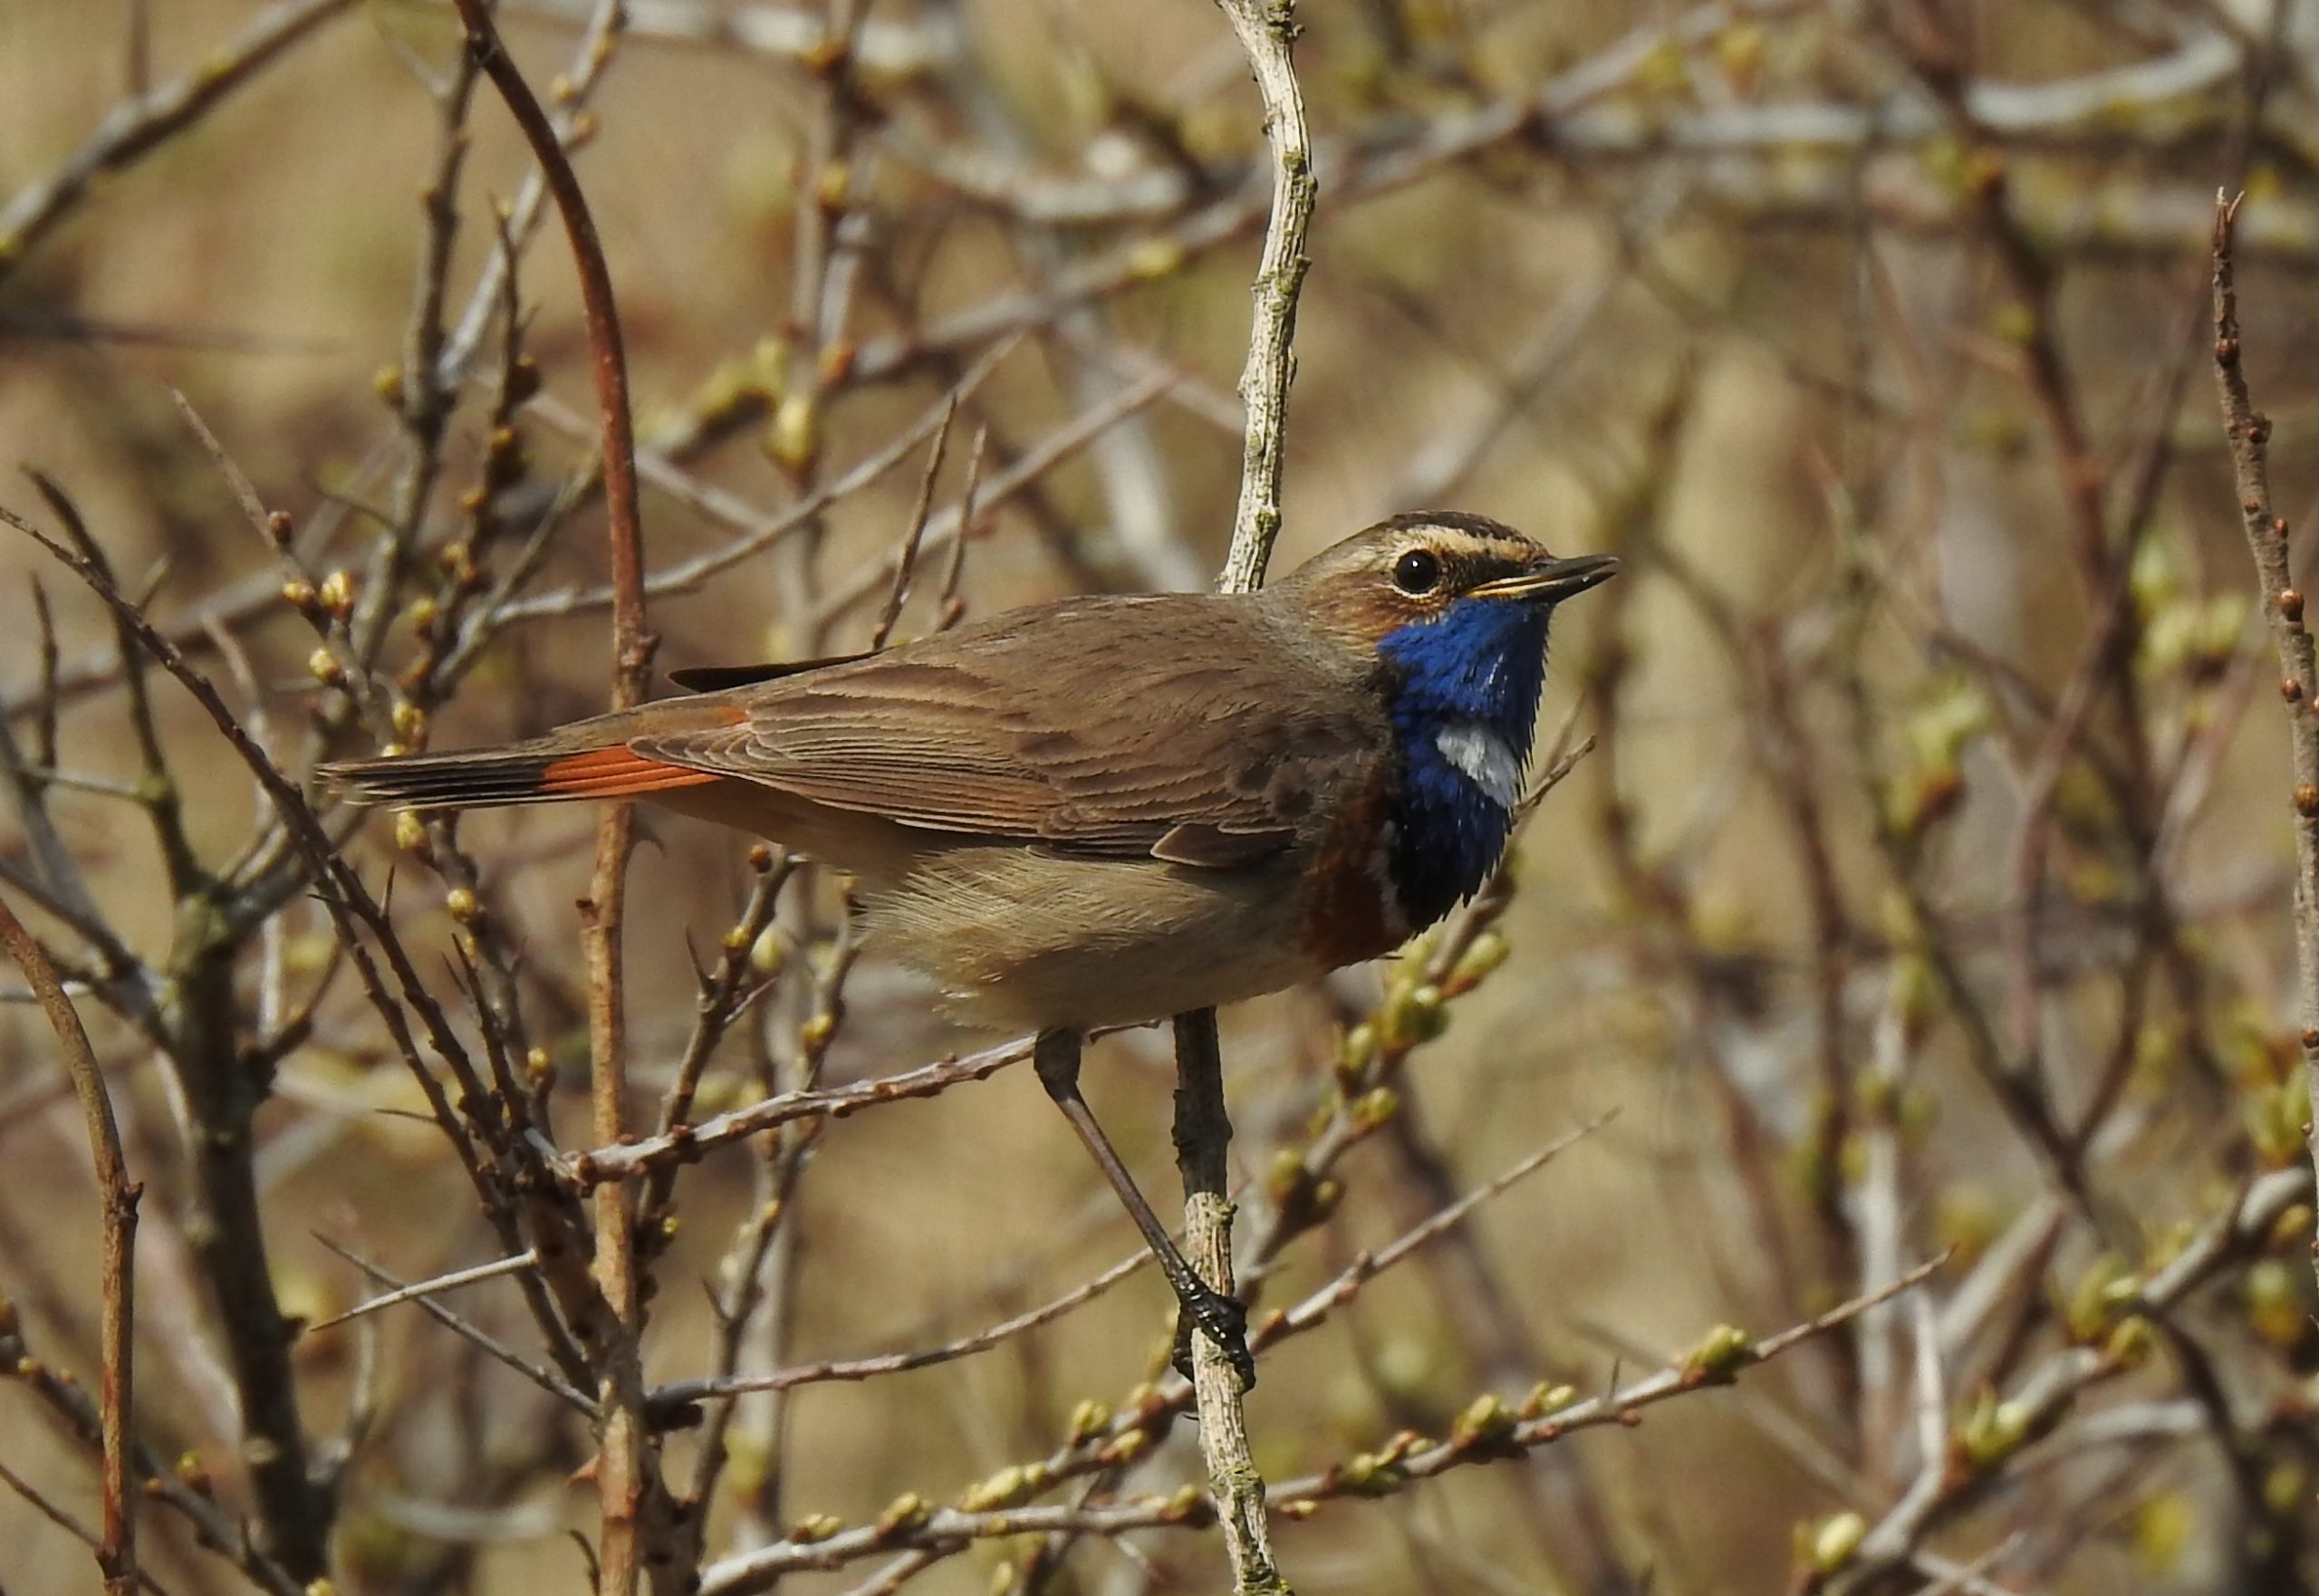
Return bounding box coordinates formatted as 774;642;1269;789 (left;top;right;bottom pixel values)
1169;1285;1254;1390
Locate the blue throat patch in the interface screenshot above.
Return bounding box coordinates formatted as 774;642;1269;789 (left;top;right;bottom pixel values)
1377;597;1551;929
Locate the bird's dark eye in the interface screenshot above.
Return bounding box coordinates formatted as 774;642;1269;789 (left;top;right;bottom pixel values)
1392;547;1442;595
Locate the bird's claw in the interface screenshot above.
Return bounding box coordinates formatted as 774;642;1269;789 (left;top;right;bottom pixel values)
1170;1285;1254;1390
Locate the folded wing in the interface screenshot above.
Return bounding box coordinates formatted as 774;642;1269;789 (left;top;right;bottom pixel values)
634;595;1379;867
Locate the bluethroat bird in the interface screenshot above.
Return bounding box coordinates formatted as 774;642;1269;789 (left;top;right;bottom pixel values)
322;511;1615;1383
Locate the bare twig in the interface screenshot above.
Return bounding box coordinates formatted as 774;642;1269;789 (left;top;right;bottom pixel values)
0;1459;169;1596
690;1258;1936;1596
0;0;359;273
1172;1009;1287;1595
1278;1256;1946;1507
1164;2;1317;1591
1832;1168;2311;1589
565;1036;1032;1184
0;1312;301;1596
9;472;332;1577
1255;1117;1614;1357
0;891;140;1594
869;398;959;650
1210;0;1316;598
2209;189;2319;1278
447;2;665;1590
313;1237;596;1415
499;338;1019;621
309;1247;541;1332
0;483;613;1415
646;1245;1150;1414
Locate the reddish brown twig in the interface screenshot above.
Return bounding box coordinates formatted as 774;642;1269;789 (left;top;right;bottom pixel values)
447;3;662;1590
0;891;140;1594
2210;189;2319;1279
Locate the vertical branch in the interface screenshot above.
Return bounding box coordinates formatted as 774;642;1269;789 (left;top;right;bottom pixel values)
448;5;661;1593
1211;0;1315;598
1176;3;1312;1591
38;450;334;1587
0;891;140;1596
2210;191;2319;1277
1173;1010;1293;1596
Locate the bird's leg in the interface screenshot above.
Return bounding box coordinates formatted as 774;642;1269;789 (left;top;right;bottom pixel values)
1032;1027;1253;1387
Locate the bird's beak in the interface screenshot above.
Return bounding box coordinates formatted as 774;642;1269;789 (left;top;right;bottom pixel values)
1469;553;1619;602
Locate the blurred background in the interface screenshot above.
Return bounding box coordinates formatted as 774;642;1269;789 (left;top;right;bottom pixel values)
3;0;2317;1591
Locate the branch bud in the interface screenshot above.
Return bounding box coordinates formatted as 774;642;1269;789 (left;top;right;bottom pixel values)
1679;1322;1755;1382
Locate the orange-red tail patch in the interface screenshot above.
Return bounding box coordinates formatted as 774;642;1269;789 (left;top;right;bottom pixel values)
537;745;721;799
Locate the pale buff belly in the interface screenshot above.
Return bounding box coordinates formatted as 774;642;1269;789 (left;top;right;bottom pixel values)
650;784;1339;1031
860;845;1329;1033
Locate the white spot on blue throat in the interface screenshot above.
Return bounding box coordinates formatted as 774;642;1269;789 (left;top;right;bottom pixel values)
1376;596;1554;929
1434;719;1524;811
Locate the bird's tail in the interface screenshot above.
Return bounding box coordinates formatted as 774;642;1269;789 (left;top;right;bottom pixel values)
319;742;720;810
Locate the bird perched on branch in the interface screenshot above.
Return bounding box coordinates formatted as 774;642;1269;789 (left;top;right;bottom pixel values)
322;511;1615;1384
